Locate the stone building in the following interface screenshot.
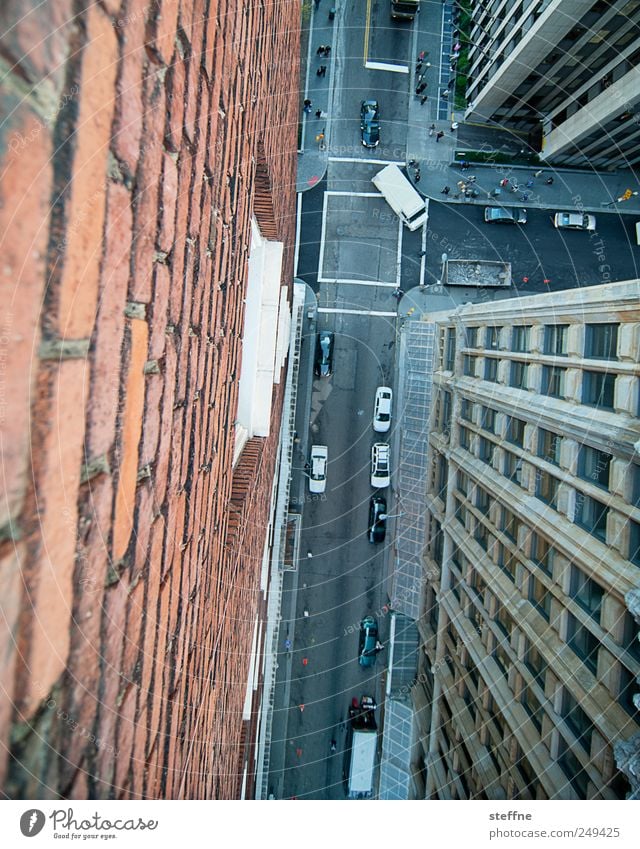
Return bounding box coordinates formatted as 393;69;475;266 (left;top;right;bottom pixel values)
464;0;640;168
0;0;299;798
413;279;640;798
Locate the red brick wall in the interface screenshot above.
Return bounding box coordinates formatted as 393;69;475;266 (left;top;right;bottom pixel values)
0;0;299;798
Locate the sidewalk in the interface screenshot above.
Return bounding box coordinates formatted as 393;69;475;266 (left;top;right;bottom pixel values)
405;2;640;216
296;2;337;193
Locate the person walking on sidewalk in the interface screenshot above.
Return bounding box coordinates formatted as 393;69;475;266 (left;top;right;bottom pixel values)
429;124;435;136
499;178;509;187
420;96;428;105
316;45;325;55
303;99;312;114
533;169;543;178
441;186;450;195
414;168;421;183
323;45;331;57
436;130;444;142
545;176;554;185
416;82;426;94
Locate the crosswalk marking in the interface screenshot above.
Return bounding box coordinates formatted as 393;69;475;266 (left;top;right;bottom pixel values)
317;307;398;317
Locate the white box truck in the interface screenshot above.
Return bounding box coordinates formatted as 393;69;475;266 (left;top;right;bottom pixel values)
348;727;377;799
391;1;420;21
372;164;428;231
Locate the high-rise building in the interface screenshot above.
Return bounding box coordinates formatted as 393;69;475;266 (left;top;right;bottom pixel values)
464;0;640;168
0;1;299;798
413;279;640;799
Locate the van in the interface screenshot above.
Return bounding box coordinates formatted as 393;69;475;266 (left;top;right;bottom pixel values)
371;164;428;231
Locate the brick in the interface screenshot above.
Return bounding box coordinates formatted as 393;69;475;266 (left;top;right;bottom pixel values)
115;683;137;793
148;263;170;360
0;95;53;529
112;0;149;174
20;359;89;716
139;372;163;469
57;5;118;338
113;317;149;562
164;57;185;153
158;151;178;253
0;1;74;92
86;181;131;458
0;544;24;786
146;0;180;66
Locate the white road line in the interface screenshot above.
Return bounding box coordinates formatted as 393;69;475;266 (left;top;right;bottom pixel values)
395;219;403;288
365;61;409;74
318;278;398;288
328;157;405;166
318;191;329;278
317;307;398;317
294;192;302;276
326;190;382;197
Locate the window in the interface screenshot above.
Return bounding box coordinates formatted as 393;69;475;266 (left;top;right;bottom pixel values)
531;533;553;576
434;453;448;502
574;492;608;542
538;428;561;466
630;520;640;565
501;508;519;542
562;690;593;753
479;436;494;464
536;470;558;508
470;569;486;600
529;575;551;621
476;487;491;515
622;611;640;663
632;465;640;507
445;328;456;370
558;738;589;797
463;354;476;377
484;357;498;382
618;665;640;722
542;365;566;398
497;543;517;583
507;417;526;447
475;520;489;551
512;325;531;353
461;398;473;422
585;323;618;360
493;640;510;676
578;445;611;489
544;324;568;356
459;426;471;450
454;498;468;526
567;613;599;674
441;389;452;436
582;370;615;409
481;406;496;433
521;685;544;732
466;326;479;347
510;361;529;389
486;326;502;350
525;641;547;688
495;606;512;640
570;567;603;622
504;451;523;484
457;470;469;496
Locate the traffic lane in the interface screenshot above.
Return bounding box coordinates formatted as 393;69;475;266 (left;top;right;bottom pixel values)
425;202;640;294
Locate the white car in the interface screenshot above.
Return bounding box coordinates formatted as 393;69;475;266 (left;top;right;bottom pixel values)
370;443;390;488
553;212;596;231
308;445;328;493
373;386;393;433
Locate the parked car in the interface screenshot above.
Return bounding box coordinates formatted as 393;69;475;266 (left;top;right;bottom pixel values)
373;386;393;433
308;445;328;493
484;206;527;224
360;99;380;148
368;496;387;543
358;616;379;667
553;212;596;231
314;331;334;377
370;443;390;488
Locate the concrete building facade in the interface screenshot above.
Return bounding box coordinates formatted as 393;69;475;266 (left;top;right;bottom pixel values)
0;0;299;798
413;280;640;799
465;0;640;169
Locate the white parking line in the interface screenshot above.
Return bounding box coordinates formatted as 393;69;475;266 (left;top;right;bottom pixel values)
328;157;405;166
318;278;398;288
317;308;398;317
365;61;409;74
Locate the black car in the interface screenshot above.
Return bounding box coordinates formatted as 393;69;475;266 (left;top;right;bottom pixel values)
368;496;387;543
360;100;380;148
314;331;334;377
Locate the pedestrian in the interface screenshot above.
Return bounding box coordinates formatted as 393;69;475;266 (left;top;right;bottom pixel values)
307;550;313;558
284;638;292;651
323;45;331;57
441;186;450;195
461;161;470;171
316;45;325;55
429;123;435;136
320;65;327;76
533;169;543;178
416;82;426;94
315;109;322;118
510;182;519;192
418;250;427;258
526;179;533;188
303;99;312;114
545;176;554;185
522;193;529;201
416;60;423;73
414;168;421;182
420;96;428;105
440;89;449;99
448;78;455;88
436;130;444;142
316;66;323;76
418;50;426;62
408;159;418;167
499;178;509;187
467;175;477;183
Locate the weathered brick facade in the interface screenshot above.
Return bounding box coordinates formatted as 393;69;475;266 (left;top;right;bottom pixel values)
0;0;299;798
